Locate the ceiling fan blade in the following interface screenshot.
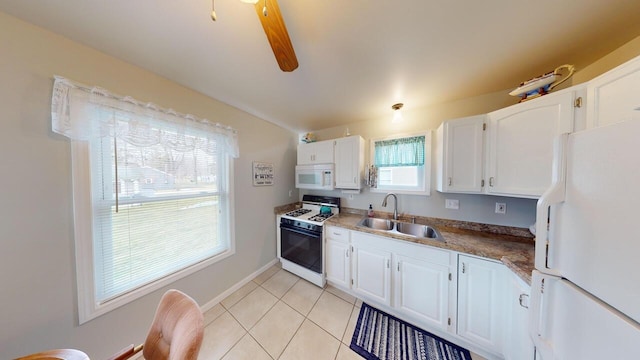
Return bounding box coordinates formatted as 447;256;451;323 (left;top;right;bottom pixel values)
253;0;298;72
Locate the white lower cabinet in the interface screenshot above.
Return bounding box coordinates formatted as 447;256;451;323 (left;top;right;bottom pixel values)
457;254;504;354
394;254;450;332
325;226;351;289
324;226;532;359
503;271;534;360
351;236;392;306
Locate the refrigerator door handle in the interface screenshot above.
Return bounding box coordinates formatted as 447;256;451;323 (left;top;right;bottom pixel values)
535;133;569;275
529;271;556;360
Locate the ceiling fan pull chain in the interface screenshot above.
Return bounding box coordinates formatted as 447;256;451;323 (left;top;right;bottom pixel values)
211;0;217;21
263;0;268;17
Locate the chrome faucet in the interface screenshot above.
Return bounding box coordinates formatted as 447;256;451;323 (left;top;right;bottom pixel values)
382;193;398;220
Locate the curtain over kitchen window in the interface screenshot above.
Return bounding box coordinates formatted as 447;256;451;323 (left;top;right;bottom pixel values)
374;135;425;167
51;76;239;322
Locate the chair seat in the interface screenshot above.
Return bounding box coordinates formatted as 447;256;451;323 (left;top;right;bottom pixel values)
15;348;90;360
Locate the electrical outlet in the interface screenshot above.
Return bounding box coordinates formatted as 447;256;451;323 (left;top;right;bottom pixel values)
288;190;293;197
495;202;506;214
445;199;459;210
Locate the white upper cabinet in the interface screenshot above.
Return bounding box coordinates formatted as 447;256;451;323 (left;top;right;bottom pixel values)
297;140;334;165
485;91;575;198
586;55;640;129
435;115;486;194
334;136;365;189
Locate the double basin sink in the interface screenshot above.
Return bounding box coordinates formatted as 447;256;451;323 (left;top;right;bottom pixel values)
356;217;445;242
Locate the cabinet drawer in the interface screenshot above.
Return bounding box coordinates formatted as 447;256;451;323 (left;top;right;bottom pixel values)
326;226;350;242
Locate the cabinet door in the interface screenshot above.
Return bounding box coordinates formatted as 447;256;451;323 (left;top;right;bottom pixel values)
352;244;391;306
436;115;485;193
586;55;640;129
325;239;350;289
394;255;449;331
297;140;334;164
457;255;504;353
486;91;574;198
503;273;534;360
334;136;365;189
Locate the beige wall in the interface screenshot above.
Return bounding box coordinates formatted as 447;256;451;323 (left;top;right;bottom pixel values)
572;35;640;84
0;12;298;359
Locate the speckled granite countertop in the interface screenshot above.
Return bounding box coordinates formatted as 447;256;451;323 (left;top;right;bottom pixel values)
326;212;535;285
273;204;535;284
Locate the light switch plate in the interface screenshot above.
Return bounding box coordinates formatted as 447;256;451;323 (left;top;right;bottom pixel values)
445;199;459;210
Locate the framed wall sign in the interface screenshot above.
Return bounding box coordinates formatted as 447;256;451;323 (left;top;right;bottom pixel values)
253;161;274;186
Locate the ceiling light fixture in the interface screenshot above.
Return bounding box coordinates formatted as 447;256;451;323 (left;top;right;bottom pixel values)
392;103;404;123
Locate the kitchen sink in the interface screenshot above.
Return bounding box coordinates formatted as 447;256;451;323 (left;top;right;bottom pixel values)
356;217;444;241
357;217;394;230
395;222;443;240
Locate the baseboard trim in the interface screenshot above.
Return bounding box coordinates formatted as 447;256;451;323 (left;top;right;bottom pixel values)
199;258;279;313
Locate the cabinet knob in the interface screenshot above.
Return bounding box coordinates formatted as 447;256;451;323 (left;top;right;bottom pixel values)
519;293;529;308
448;177;452;186
489;177;495;187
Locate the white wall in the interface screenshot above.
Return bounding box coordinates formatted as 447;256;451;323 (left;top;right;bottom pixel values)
0;12;298;359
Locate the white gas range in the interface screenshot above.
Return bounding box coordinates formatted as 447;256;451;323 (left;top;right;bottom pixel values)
278;195;341;287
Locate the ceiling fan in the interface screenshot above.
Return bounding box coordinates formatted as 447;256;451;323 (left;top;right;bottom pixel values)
211;0;299;72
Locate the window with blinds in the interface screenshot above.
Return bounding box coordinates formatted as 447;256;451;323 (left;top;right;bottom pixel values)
91;133;228;303
370;132;431;195
51;76;238;323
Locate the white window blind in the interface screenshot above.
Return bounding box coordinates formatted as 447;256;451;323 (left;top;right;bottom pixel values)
51;76;239;322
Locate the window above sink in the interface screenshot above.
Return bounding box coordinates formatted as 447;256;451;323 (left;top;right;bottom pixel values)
369;131;432;196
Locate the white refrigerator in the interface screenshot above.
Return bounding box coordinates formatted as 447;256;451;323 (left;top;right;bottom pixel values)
531;119;640;359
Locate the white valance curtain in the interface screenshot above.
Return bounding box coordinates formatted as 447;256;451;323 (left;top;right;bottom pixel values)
51;76;239;158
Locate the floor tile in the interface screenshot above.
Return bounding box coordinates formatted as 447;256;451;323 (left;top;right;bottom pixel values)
249;301;304;358
341;306;360;344
325;284;356;304
261;269;299;298
336;344;363;360
221;281;259;309
198;312;246;360
253;264;281;285
202;303;226;326
307;291;354;339
228;286;278;330
471;351;488;360
281;278;323;316
279;319;340;360
355;298;363;308
221;333;272;360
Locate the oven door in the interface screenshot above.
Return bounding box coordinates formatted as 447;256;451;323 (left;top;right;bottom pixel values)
279;221;323;274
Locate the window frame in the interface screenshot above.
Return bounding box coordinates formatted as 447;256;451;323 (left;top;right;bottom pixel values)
369;131;432;196
72;139;235;324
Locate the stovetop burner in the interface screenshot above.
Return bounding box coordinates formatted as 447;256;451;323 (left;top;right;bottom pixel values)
308;213;334;222
285;208;312;217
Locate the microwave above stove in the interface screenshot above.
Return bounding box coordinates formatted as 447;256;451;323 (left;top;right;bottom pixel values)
295;164;334;190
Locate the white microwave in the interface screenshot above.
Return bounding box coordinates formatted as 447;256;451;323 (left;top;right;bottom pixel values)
295;164;334;190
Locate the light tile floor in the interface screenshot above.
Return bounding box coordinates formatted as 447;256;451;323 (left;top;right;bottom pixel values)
198;263;486;360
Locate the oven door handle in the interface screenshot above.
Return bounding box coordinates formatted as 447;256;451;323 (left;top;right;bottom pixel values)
280;223;322;238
